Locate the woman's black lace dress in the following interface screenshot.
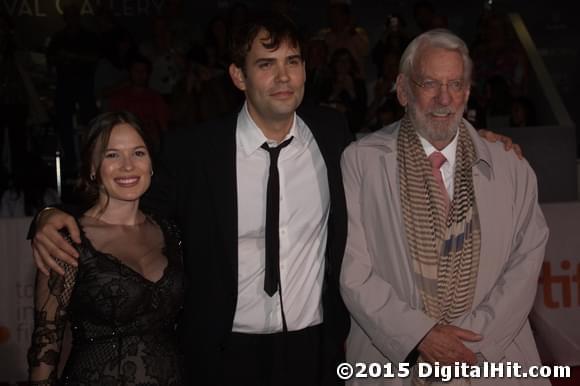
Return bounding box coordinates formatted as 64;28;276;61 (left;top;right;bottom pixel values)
28;215;185;385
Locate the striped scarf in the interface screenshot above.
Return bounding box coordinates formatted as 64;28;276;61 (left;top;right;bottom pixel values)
397;117;481;384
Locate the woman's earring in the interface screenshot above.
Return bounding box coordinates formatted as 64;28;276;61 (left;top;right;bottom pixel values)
90;173;96;181
150;169;154;177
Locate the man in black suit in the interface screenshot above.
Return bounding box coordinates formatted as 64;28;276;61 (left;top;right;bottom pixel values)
32;11;351;386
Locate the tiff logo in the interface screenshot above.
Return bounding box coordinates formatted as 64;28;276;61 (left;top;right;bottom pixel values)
538;260;580;308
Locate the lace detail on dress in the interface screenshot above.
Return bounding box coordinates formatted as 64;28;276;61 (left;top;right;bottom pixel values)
28;250;77;385
28;215;185;385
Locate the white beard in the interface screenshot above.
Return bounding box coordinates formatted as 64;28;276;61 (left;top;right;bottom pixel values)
405;86;466;143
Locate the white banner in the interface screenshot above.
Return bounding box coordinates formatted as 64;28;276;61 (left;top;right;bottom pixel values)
531;202;580;366
0;217;35;383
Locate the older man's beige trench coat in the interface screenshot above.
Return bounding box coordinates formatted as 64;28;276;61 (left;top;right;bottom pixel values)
340;119;550;385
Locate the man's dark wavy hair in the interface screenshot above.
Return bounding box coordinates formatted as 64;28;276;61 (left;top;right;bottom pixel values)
229;11;304;73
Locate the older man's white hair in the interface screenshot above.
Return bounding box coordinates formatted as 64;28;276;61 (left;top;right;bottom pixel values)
399;28;473;83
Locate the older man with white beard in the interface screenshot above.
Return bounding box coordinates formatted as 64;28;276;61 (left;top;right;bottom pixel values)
339;29;549;385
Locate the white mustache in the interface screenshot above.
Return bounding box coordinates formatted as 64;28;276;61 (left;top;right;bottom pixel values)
430;107;453;115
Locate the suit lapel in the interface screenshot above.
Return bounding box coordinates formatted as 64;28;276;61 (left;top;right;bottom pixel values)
298;108;333;172
207;114;239;289
296;108;339;274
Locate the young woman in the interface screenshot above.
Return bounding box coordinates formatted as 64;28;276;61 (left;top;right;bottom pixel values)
28;111;185;385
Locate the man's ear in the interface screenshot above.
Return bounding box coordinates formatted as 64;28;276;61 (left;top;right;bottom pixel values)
395;73;408;107
229;63;246;91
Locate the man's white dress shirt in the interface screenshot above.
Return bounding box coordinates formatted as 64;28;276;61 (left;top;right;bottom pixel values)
419;132;458;199
234;104;329;333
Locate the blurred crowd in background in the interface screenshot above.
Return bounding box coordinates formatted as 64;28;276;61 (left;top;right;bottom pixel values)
0;0;537;215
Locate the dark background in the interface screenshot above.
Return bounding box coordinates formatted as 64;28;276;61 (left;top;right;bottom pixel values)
5;0;577;106
2;0;578;203
5;0;577;129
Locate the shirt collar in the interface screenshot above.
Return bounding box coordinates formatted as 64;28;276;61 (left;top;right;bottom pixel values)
237;102;308;157
418;130;458;168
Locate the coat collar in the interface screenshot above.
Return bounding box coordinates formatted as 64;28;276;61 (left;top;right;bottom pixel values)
359;119;494;179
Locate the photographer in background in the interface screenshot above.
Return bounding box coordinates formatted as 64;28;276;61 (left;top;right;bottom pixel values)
371;14;409;78
108;54;169;145
318;0;369;77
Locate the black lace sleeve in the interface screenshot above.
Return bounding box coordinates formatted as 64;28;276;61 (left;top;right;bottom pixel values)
27;255;78;385
151;214;183;265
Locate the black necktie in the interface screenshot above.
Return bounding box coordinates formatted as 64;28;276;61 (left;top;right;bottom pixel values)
261;137;293;297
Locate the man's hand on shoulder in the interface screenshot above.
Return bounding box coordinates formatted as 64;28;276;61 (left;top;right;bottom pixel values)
478;129;523;159
32;208;80;276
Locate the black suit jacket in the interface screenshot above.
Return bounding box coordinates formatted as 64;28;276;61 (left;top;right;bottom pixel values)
144;105;353;385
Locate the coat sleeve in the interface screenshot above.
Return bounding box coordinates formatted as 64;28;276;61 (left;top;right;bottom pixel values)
452;159;549;362
339;143;437;363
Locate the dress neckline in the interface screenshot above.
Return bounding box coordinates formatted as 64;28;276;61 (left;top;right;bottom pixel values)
81;213;149;227
77;214;171;285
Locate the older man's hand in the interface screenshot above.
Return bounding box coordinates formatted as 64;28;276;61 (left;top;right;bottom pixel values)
417;324;482;365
